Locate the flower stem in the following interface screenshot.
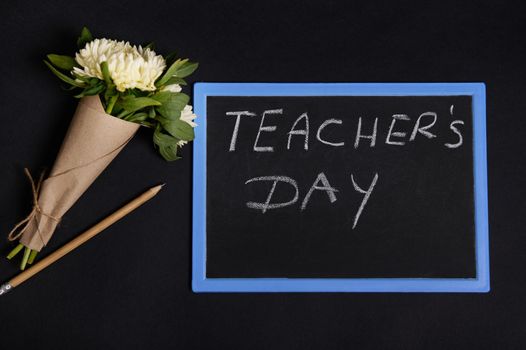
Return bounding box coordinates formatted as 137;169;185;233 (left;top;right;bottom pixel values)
106;95;118;114
7;243;24;259
28;250;38;265
20;247;30;270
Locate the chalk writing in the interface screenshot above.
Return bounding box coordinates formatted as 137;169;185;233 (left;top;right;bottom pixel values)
226;105;466;230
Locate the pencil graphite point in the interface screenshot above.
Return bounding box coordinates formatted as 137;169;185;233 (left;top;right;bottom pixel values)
154;183;165;189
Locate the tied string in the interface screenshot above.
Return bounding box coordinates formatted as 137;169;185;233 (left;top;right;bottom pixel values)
7;168;60;246
6;133;135;246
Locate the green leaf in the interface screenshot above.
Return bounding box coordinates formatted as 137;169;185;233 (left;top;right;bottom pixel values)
44;60;85;88
116;110;131;119
74;75;91;83
156;59;187;86
161;117;195;141
47;54;77;70
156;59;198;86
141;120;155;128
158;144;181;161
152;92;189;120
148;107;156;119
153;125;182;161
100;61;111;85
164;76;187;86
173;61;198;78
74;82;105;98
153;125;178;147
77;26;93;48
124;112;149;123
119;96;161;113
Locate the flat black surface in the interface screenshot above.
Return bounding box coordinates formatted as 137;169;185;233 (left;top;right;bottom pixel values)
0;1;525;349
206;95;475;278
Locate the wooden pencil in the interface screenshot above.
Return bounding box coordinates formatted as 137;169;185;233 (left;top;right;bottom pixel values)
0;184;164;295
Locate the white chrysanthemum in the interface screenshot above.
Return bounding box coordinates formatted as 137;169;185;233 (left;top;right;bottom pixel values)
72;38;166;92
177;105;198;146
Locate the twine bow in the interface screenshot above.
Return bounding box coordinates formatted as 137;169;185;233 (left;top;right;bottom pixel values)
7;168;60;246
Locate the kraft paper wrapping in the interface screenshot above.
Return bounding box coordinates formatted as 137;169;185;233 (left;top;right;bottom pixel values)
19;95;140;251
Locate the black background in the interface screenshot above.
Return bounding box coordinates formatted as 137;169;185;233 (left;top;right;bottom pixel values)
0;1;524;349
206;96;476;278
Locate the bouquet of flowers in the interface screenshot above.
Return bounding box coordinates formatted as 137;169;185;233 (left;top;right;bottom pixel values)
7;27;198;269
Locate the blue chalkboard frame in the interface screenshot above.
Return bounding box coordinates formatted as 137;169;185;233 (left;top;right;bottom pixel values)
192;83;489;293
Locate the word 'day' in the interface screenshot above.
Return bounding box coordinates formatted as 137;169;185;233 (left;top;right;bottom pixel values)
245;172;378;230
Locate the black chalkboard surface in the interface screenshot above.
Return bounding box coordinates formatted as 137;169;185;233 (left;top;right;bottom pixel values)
192;83;488;292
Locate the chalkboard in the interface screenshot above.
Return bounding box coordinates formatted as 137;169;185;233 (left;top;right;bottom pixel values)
192;83;489;292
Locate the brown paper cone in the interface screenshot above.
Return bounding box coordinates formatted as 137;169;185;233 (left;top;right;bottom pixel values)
19;95;140;251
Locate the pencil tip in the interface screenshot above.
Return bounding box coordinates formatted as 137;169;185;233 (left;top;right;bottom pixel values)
151;183;166;193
